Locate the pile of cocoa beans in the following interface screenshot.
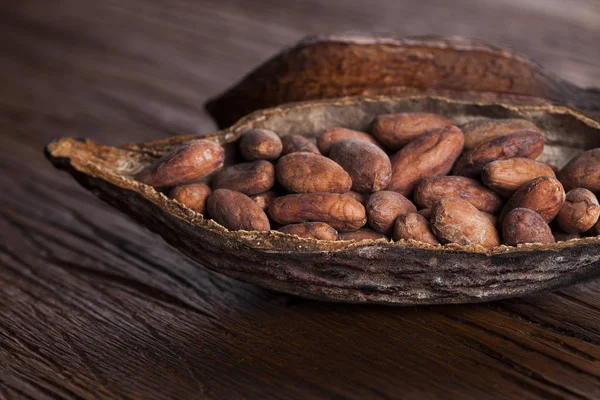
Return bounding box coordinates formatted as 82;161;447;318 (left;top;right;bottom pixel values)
135;113;600;247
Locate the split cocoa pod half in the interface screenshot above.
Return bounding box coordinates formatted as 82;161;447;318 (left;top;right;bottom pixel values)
46;96;600;305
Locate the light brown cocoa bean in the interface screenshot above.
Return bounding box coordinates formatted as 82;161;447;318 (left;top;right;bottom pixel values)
136;140;224;187
250;190;280;211
169;183;211;214
329;139;392;192
278;222;338;240
414;176;502;214
431;198;500;247
371;112;453;150
502;208;555;245
393;213;440;245
276;152;351;193
500;176;565;225
317;127;380;154
558;149;600;192
281;135;320;155
268;193;366;232
388;126;464;196
366;191;417;235
482;158;556;197
207;189;270;231
461;118;541;150
453;130;544;178
239;129;282;160
212;160;275;195
555;188;600;233
338;229;388;241
418;208;432;219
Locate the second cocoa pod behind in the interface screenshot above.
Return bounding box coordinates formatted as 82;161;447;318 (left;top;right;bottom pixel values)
371;112;453;151
387;126;465;196
276;152;352;193
366;191;417;235
329;139;392;193
414;176;502;214
555;188;600;233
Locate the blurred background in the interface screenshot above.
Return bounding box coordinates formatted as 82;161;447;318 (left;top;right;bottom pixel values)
3;0;599;146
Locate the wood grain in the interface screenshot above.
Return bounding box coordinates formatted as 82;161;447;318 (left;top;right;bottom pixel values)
1;0;600;398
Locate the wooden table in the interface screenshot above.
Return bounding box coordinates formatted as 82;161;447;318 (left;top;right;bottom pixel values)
2;1;600;398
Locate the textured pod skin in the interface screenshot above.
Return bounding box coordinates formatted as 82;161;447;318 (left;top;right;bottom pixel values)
366;191;417;235
250;190;280;211
482;158;556;197
500;176;565;225
338;229;388;241
278;222;338;240
169;183;212;214
453;130;544;178
431;198;500;247
558;149;600;192
393;213;440;245
239;129;282;160
414;176;502;214
556;188;600;233
281;135;320;155
212;160;275;195
329;139;392;193
503;208;555;246
135;140;224;187
317;128;380;154
269;193;366;232
388;126;464;196
371;112;453;150
207;189;270;231
461;118;541;150
276;152;352;193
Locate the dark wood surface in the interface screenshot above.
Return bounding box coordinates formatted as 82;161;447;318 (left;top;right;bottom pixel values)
2;0;600;399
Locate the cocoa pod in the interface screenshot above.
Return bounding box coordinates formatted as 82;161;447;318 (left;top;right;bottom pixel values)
371;112;453;151
558;149;600;192
212;160;275;195
500;176;565;225
250;190;280;211
482;158;556;197
276;152;352;193
278;222;338;240
393;213;440;245
169;183;211;214
239;129;282;160
555;188;600;233
281;135;320;155
431;198;500;247
329;139;392;193
317;127;380;154
461;118;541;150
414;176;502;214
207;189;270;231
338;229;388;241
502;208;555;245
388;126;464;196
136;140;224;187
453;130;544;178
366;191;417;235
268;193;366;232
